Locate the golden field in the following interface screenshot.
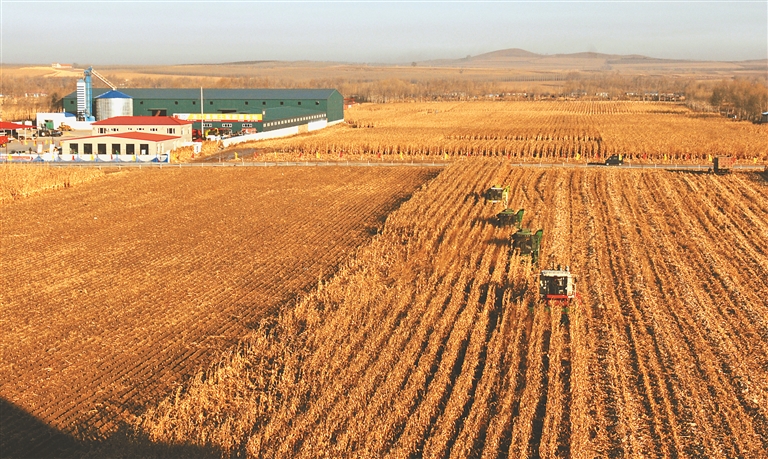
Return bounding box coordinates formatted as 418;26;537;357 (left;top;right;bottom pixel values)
230;100;768;164
1;96;767;458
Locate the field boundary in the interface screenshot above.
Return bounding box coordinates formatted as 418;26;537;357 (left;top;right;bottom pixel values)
3;161;765;171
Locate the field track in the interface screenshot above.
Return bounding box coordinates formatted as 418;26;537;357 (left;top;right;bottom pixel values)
0;166;439;457
139;161;768;458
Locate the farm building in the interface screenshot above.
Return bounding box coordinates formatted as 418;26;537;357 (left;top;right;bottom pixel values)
91;116;193;142
61;131;185;157
61;88;344;133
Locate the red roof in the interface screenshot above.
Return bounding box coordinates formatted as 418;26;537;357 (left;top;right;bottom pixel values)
64;132;179;142
92;116;193;126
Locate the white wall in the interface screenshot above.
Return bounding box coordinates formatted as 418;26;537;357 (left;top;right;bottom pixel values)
221;119;337;147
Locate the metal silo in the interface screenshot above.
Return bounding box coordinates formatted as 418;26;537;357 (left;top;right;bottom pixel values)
94;90;133;120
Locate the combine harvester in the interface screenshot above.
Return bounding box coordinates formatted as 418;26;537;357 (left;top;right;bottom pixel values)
496;208;524;228
539;264;579;306
484;185;510;207
511;227;543;265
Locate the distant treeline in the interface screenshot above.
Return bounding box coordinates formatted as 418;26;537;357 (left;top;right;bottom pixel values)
1;71;766;122
708;78;768;122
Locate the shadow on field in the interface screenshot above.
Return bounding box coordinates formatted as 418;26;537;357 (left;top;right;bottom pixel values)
486;236;512;247
666;169;712;175
0;398;219;459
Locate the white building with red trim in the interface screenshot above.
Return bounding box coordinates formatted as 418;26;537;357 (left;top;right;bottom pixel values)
91;116;193;142
60;131;183;158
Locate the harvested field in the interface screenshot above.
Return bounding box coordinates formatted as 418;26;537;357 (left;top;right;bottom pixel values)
138;161;768;458
0;166;439;457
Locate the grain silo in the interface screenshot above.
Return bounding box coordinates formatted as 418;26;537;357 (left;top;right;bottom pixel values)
94;90;133;121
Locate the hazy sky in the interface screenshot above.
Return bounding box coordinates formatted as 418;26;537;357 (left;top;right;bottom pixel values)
1;1;766;65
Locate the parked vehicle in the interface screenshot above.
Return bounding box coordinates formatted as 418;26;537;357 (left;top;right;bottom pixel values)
39;129;63;137
605;154;624;166
712;155;734;174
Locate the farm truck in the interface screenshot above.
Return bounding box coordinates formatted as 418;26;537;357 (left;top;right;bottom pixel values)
711;156;734;174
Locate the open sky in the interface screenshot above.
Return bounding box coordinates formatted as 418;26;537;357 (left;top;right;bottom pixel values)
1;1;766;65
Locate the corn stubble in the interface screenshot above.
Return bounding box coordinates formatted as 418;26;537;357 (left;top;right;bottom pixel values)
139;161;768;458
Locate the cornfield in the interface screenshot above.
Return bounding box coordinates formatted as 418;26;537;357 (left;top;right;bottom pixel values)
0;164;108;203
137;161;768;458
240;101;768;163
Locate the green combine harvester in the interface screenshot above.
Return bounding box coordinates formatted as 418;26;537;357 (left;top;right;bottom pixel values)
484;185;510;206
511;227;543;264
496;208;524;228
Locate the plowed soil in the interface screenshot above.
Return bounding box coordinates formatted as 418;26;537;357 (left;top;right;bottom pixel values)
0;166;439;457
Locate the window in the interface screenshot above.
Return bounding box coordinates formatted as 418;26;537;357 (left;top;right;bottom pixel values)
140;144;149;155
280;101;284;105
203;122;212;128
262;101;266;105
140;101;144;105
245;101;249;105
97;143;107;155
98;127;107;134
111;128;119;132
167;128;176;134
112;144;121;155
126;144;135;155
151;109;167;116
70;143;79;154
175;101;178;105
218;109;236;114
222;123;232;128
297;101;301;105
137;127;144;131
150;128;158;132
84;144;93;154
210;101;213;105
192;101;196;105
242;123;252;128
315;101;320;105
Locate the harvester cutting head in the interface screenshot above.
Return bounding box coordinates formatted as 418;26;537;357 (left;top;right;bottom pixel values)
511;228;543;264
496;208;524;228
484;186;510;206
539;265;576;303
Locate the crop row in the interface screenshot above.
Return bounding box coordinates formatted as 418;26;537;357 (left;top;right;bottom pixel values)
138;162;768;458
241;101;768;163
0;166;438;457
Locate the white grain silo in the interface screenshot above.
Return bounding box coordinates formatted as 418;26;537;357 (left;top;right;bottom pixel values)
94;90;133;121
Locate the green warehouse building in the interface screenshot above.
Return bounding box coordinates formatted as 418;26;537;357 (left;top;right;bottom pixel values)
62;88;344;134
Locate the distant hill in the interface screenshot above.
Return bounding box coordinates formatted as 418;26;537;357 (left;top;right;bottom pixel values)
416;48;765;73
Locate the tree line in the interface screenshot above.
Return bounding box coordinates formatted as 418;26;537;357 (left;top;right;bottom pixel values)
1;70;766;122
708;78;768;122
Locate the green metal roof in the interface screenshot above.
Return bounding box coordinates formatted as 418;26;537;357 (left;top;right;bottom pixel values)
262;106;325;121
65;88;340;100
